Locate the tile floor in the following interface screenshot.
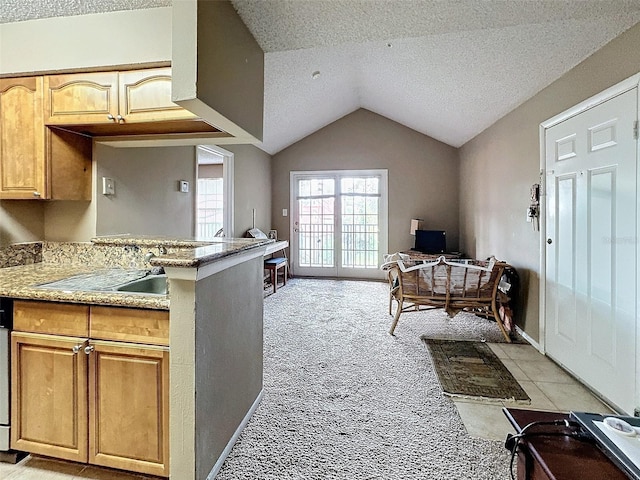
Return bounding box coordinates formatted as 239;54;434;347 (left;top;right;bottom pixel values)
0;342;615;478
454;342;614;441
0;455;162;479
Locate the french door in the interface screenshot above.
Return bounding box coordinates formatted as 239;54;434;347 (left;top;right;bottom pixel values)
291;170;388;279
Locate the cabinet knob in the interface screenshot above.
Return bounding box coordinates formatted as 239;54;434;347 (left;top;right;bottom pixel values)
84;345;95;355
116;115;125;123
32;191;41;198
72;344;82;354
107;114;116;121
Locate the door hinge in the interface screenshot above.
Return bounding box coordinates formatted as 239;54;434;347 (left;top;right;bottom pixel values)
634;120;639;140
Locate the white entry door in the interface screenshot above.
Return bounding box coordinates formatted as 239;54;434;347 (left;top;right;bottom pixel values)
544;88;638;414
291;170;388;279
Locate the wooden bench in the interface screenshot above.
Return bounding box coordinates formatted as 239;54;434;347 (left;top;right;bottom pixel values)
264;257;288;293
381;255;512;342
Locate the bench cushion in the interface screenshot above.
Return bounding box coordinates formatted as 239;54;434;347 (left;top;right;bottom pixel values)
265;257;287;266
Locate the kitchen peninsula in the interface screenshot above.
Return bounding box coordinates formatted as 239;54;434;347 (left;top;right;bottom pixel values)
0;235;272;479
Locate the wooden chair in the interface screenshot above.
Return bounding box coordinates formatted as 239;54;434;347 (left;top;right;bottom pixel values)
381;255;512;342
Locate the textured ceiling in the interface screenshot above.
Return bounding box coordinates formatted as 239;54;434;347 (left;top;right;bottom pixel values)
231;0;640;153
2;1;640;154
0;0;171;24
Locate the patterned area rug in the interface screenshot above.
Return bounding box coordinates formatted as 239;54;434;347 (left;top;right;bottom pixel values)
423;338;530;404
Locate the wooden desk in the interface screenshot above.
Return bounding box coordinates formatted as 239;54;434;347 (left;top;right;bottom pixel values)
503;408;628;480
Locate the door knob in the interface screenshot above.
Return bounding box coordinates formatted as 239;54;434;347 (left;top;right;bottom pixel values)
547;238;553;244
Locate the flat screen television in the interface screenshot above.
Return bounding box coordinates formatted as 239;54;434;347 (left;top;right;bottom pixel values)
415;230;446;254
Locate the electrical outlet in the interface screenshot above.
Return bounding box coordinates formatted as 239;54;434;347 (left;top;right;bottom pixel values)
102;177;115;195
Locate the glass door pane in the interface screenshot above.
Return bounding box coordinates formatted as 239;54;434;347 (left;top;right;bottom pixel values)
296;178;337;275
340;176;380;271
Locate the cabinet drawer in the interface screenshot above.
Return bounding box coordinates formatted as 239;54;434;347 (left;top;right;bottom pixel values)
13;301;89;336
90;307;169;346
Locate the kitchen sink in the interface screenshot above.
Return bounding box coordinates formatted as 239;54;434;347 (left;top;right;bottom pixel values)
115;275;168;295
35;270;168;296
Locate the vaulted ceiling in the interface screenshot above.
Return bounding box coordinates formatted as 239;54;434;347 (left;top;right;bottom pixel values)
3;1;640;155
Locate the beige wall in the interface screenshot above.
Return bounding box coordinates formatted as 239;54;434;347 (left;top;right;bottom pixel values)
0;8;171;75
459;23;640;341
271;109;460;255
95;145;196;237
226;144;273;236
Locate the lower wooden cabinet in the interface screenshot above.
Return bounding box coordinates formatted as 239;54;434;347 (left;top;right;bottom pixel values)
11;332;88;462
11;305;170;477
89;341;169;476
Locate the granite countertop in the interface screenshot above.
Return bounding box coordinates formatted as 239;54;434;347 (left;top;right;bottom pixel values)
0;263;169;310
0;236;273;310
92;234;273;268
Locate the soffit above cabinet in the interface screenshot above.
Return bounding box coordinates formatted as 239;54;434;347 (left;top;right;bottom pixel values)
171;0;264;145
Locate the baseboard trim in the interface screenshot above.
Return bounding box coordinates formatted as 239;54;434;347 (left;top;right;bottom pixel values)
206;388;264;480
515;326;542;353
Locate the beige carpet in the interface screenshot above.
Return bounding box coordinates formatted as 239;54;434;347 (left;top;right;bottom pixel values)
215;278;511;479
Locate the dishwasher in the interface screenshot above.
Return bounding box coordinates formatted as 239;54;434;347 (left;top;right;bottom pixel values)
0;298;11;452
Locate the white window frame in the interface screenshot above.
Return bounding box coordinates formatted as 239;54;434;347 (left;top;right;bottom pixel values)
196;145;234;238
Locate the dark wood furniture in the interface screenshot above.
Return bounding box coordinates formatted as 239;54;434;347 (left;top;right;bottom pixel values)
264;257;288;293
503;408;629;480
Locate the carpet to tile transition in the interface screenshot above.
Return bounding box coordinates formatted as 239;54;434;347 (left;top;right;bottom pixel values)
423;338;530;404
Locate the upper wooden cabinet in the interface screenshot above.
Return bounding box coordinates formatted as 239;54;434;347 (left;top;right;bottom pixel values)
44;68;216;137
118;69;197;124
44;71;118;125
0;77;91;200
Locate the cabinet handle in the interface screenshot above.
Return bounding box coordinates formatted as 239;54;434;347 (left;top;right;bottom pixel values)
116;114;125;123
107;114;116;121
72;344;82;354
84;345;95;355
33;191;41;198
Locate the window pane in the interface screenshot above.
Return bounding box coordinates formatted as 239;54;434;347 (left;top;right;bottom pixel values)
196;178;223;239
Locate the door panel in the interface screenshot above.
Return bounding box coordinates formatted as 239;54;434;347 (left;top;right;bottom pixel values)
88;341;169;477
545;88;637;413
11;332;88;462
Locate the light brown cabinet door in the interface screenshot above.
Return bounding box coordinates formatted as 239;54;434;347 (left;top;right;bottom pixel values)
119;68;197;123
88;340;169;477
0;77;46;199
11;332;88;462
45;72;119;125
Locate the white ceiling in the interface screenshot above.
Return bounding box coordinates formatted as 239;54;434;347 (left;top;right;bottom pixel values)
2;1;640;155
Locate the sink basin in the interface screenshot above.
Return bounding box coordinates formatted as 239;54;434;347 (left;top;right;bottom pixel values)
115;275;168;295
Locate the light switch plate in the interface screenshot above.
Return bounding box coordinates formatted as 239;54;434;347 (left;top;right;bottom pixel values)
282;209;288;217
102;177;115;195
179;180;190;193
